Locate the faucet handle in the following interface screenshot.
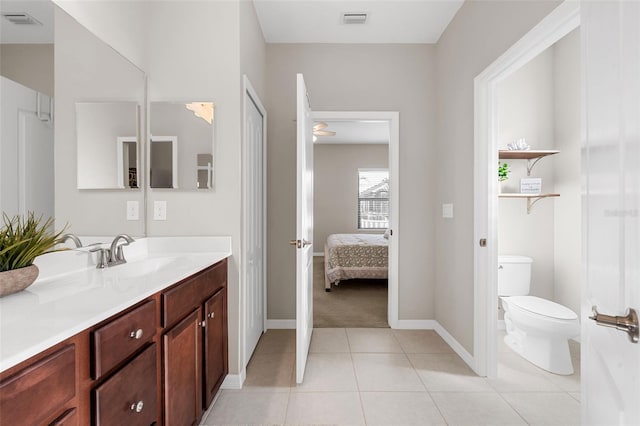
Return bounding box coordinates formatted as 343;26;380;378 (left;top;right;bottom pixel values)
89;246;110;269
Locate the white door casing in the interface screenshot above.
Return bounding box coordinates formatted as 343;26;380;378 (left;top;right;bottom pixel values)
473;1;580;377
295;74;314;384
242;75;267;370
581;1;640;424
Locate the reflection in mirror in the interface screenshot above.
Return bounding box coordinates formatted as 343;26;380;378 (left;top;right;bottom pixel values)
150;101;214;190
76;102;139;189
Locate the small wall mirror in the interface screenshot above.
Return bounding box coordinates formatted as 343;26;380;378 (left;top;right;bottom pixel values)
76;102;139;189
149;101;215;190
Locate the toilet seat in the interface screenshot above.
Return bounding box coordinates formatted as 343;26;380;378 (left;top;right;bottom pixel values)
506;296;578;320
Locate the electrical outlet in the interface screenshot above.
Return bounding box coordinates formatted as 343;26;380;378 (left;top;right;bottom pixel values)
126;201;139;221
153;201;167;220
442;203;454;218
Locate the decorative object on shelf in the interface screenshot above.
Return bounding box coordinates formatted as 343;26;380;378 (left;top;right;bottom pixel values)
507;138;530;150
498;162;510;182
520;177;542;194
0;213;65;297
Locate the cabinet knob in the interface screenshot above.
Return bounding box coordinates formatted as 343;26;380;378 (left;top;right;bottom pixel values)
200;321;206;328
207;312;215;319
130;401;144;413
129;329;143;340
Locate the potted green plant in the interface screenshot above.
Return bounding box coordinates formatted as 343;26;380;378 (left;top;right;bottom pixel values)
498;162;510;193
0;212;65;297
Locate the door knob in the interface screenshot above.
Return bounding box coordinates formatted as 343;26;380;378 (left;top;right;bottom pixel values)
589;306;638;343
289;239;312;249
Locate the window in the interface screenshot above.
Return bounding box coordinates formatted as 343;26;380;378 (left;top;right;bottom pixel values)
358;169;389;229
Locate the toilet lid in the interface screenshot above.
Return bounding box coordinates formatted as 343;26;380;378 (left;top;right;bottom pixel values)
508;296;578;320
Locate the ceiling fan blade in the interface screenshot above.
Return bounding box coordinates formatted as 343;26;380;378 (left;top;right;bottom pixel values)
314;130;336;136
313;121;328;131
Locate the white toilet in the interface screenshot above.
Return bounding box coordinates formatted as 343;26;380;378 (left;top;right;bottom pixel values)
498;255;580;375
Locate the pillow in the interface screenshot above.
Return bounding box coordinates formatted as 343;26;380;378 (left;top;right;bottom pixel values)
383;229;390;239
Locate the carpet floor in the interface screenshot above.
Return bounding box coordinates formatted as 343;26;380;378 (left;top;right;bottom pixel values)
313;257;389;328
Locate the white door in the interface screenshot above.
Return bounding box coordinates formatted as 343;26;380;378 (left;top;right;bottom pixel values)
582;1;640;424
295;74;314;384
243;79;266;367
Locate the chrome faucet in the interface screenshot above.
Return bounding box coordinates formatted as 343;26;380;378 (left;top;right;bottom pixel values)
60;233;82;248
109;234;135;266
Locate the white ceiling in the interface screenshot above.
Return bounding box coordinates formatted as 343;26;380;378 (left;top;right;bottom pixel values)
315;120;389;144
0;0;53;44
253;0;464;44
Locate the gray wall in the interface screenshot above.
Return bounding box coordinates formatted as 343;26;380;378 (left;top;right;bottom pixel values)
434;0;562;354
498;47;556;302
0;44;54;96
314;144;388;250
266;43;437;321
552;29;581;316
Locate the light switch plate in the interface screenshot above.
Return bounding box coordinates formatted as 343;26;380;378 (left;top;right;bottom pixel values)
126;201;139;221
153;201;167;220
442;203;454;218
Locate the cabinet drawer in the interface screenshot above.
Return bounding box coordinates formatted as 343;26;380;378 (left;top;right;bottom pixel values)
162;260;226;327
94;344;157;426
92;299;156;379
0;344;75;425
50;407;78;426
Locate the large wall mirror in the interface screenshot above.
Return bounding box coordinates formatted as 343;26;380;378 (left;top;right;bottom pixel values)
0;0;147;235
149;101;215;190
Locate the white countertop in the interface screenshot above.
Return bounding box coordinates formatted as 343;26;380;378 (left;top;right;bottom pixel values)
0;237;232;373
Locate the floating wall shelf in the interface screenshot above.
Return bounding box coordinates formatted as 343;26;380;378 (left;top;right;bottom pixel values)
498;150;559;176
498;150;560;213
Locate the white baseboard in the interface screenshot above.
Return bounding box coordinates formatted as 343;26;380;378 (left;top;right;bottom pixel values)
433;322;475;369
497;320;506;330
393;319;437;329
220;370;245;390
266;319;295;329
313;252;324;257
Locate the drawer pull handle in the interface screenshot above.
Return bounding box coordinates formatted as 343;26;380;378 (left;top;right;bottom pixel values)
129;329;144;340
130;401;144;413
208;312;215;319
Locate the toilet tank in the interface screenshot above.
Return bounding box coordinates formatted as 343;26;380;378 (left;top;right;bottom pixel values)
498;255;533;296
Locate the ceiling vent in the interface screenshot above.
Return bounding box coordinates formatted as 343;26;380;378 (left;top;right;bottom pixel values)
341;12;368;25
2;13;42;26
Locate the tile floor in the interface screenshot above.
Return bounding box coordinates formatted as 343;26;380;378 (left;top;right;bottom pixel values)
201;328;581;425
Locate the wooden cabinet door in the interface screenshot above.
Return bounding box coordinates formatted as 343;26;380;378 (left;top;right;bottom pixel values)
93;344;157;426
163;309;202;426
203;288;227;409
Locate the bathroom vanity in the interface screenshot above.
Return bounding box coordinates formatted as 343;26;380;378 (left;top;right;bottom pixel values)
0;237;231;425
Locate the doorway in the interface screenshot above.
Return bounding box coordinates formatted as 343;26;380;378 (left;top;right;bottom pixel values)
473;2;580;377
313;111;400;329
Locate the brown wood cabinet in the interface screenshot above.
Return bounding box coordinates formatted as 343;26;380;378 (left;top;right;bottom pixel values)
162;260;228;424
0;258;228;426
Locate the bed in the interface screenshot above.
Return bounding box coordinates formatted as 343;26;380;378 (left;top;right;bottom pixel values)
324;233;388;291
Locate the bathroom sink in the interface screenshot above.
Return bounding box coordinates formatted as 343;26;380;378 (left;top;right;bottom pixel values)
101;256;180;279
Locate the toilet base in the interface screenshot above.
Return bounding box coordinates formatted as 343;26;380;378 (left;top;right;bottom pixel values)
503;331;574;375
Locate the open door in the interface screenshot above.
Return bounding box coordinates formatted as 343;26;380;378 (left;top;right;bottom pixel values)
294;74;314;383
582;1;640;424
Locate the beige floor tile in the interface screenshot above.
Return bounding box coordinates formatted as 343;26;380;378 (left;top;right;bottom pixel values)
202;390;288;425
360;392;446;425
541;360;581;392
497;330;512;353
569;392;581;402
487;352;562;392
292;352;358;392
310;328;350;353
352;353;425;391
253;329;295;355
285;392;365;425
409;353;495;392
240;352;294;392
392;329;455;354
431;392;527;426
501;392;581;425
347;328;403;353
